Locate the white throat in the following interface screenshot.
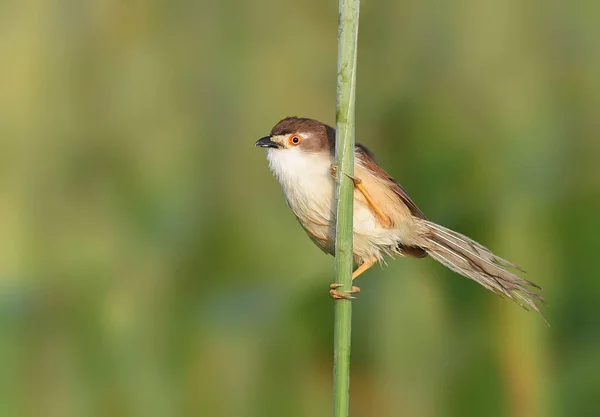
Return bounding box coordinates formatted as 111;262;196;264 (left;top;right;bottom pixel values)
266;148;335;219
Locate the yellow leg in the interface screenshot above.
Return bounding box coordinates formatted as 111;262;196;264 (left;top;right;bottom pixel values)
329;257;377;299
352;257;377;280
330;164;392;227
353;180;393;227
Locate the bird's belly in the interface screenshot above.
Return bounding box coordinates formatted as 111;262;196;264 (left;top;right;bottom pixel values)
287;179;336;255
289;185;401;262
352;202;402;262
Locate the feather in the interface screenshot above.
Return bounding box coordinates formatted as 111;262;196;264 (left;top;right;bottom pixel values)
419;220;547;324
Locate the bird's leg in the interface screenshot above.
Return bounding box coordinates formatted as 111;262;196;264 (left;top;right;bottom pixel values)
330;164;393;227
352;256;377;280
353;179;393;227
329;257;377;299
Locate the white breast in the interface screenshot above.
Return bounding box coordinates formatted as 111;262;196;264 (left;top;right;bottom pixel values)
266;148;335;224
265;148;404;263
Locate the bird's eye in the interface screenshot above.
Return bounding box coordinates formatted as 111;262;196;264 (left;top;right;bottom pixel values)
289;135;302;146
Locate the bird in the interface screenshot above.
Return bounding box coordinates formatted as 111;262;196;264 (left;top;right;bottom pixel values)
255;116;545;321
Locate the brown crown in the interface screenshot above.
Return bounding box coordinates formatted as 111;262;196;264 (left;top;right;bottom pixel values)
270;117;330;136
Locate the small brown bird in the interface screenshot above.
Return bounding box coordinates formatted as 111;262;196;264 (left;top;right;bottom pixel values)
256;116;545;319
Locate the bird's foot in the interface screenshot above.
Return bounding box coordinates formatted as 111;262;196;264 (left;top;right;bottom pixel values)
329;283;360;300
330;164;361;185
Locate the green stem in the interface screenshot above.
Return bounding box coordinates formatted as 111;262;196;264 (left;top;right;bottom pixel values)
333;0;359;415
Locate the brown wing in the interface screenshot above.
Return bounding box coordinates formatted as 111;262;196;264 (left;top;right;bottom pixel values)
355;143;427;220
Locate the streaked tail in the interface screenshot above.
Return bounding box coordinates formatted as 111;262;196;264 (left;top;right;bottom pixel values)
418;220;547;324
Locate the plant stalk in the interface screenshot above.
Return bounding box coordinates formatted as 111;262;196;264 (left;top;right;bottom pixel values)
332;0;360;415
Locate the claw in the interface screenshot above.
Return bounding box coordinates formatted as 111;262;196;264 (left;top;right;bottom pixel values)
329;283;360;299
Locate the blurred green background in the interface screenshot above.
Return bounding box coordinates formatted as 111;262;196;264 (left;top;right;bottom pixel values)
1;0;599;416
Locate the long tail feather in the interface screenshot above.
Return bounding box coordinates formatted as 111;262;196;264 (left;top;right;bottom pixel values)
419;220;547;324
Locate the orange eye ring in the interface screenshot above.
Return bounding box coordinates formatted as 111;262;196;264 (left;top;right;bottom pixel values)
289;134;302;146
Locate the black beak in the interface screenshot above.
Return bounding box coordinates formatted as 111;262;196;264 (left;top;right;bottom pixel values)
255;136;281;149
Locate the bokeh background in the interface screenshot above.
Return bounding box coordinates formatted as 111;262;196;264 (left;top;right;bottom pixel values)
1;0;599;416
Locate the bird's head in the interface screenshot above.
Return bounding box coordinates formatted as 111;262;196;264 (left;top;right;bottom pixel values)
255;117;335;154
